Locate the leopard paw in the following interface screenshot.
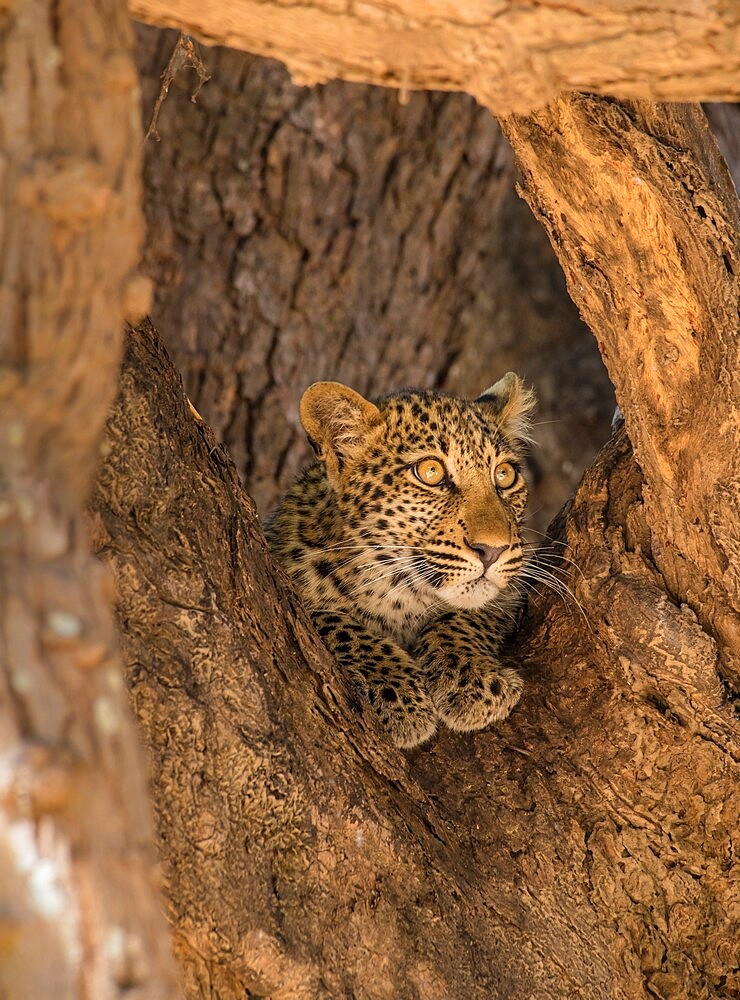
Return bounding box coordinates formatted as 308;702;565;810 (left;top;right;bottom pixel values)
367;680;438;748
430;664;522;733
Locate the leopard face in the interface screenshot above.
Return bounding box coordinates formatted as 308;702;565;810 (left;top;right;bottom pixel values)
265;374;535;644
329;390;529;612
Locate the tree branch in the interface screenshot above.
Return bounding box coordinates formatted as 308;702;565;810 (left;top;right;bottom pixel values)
500;97;739;683
129;0;740;113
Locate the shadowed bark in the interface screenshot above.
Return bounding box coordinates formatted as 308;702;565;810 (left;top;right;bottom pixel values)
705;103;740;191
136;25;614;533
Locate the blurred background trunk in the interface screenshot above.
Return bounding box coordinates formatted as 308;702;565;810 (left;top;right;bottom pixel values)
0;7;178;999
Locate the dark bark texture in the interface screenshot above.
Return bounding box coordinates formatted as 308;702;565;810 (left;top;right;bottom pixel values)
136;25;614;533
91;322;738;1000
704;104;740;192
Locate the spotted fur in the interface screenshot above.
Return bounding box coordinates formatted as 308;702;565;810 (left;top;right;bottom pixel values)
265;374;535;748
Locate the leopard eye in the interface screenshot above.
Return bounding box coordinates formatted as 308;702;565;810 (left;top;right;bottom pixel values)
494;461;518;490
413;458;446;487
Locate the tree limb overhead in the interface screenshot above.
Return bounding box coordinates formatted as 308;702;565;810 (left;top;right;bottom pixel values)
128;0;740;113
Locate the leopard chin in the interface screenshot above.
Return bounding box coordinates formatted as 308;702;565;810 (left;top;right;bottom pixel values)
438;577;505;611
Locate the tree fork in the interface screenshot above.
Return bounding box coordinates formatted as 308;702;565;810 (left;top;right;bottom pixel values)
89;321;738;999
128;6;739;686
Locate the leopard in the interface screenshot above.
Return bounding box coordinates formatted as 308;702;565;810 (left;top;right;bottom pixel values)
265;373;536;749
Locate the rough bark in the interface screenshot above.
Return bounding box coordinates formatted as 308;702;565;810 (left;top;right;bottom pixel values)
136;26;614;532
129;0;740;113
0;2;177;996
91;320;738;1000
501;98;739;685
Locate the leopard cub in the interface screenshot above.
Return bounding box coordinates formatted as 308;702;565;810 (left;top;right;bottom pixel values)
265;374;535;748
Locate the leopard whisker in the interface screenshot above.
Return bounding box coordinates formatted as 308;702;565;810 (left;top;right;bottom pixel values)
321;542;428;552
345;556;424;598
408;596;449;631
384;565;436;598
516;567;592;633
518;565;573;598
522;526;571;547
347;556;421;584
293;542;428;566
383;560;443;601
530;551;586;583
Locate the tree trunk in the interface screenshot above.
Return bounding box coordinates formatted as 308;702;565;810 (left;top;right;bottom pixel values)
129;0;740;112
135;25;614;533
0;2;178;997
91;313;738;999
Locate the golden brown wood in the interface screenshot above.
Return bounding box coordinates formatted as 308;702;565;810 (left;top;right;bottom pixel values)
129;0;740;113
501;97;740;684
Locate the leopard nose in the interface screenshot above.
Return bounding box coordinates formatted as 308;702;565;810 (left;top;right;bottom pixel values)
465;540;508;570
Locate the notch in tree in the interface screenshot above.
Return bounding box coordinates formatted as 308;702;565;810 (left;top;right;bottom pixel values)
2;3;738;999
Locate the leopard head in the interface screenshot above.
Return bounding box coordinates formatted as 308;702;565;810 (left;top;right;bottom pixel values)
300;375;535;611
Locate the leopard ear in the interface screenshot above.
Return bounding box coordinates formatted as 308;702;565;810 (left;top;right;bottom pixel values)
476;372;536;444
300;382;382;477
